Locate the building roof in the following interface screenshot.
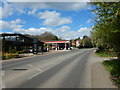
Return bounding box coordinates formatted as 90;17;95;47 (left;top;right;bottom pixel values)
44;41;70;44
1;33;44;45
1;33;33;40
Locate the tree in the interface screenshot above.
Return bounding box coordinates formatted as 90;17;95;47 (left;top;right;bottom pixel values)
24;32;59;41
90;2;120;59
82;36;93;48
38;31;59;41
75;37;81;41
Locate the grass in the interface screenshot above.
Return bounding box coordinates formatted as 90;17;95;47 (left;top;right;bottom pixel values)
102;60;120;86
95;50;117;57
95;50;120;86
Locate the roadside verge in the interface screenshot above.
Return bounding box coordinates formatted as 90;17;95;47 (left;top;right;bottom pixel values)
93;50;120;88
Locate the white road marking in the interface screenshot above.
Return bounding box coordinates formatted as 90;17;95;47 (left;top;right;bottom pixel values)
27;64;41;72
1;71;5;89
1;82;5;89
28;62;61;80
2;71;4;76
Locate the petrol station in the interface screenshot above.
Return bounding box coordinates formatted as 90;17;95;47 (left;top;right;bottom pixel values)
44;41;71;51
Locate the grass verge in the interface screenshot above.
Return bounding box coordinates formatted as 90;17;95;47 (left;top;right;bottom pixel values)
95;50;116;57
102;60;120;87
95;50;120;87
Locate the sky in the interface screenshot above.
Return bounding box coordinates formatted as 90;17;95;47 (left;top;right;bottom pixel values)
0;0;95;40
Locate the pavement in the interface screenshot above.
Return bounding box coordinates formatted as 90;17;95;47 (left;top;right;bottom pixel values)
1;49;118;89
90;52;117;88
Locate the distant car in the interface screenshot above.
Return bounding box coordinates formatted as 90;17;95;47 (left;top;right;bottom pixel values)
60;48;64;50
43;49;47;52
70;47;73;50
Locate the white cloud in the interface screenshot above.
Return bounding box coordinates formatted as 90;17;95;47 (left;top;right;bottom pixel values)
0;7;2;19
52;27;91;40
53;30;80;40
1;20;91;40
15;7;26;14
86;19;91;23
13;2;88;11
0;2;27;19
11;26;91;40
13;27;52;35
28;9;37;15
10;19;24;24
7;0;90;2
0;2;14;19
0;19;24;30
12;26;78;40
80;25;83;27
1;19;91;40
38;10;72;26
77;27;91;36
57;26;70;32
0;2;88;19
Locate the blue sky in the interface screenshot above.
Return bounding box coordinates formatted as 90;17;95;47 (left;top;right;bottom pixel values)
0;1;95;40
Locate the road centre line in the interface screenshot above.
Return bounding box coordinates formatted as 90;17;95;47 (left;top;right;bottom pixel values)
27;62;61;80
28;51;89;79
27;50;90;80
27;64;41;72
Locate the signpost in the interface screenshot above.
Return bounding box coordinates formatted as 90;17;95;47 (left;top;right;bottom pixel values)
33;39;38;54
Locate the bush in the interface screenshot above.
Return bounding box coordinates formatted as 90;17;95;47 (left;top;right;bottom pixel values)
2;53;21;60
16;50;28;54
77;45;84;49
11;53;19;58
9;49;17;53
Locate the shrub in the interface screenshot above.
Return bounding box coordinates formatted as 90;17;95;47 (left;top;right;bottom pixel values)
2;52;21;60
17;50;28;54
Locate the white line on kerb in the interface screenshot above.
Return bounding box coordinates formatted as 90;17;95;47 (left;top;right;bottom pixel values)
28;62;61;80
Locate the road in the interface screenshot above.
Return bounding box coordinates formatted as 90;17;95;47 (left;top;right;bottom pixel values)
1;49;117;88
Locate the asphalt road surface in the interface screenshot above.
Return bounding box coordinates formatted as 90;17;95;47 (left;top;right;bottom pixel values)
1;49;117;88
